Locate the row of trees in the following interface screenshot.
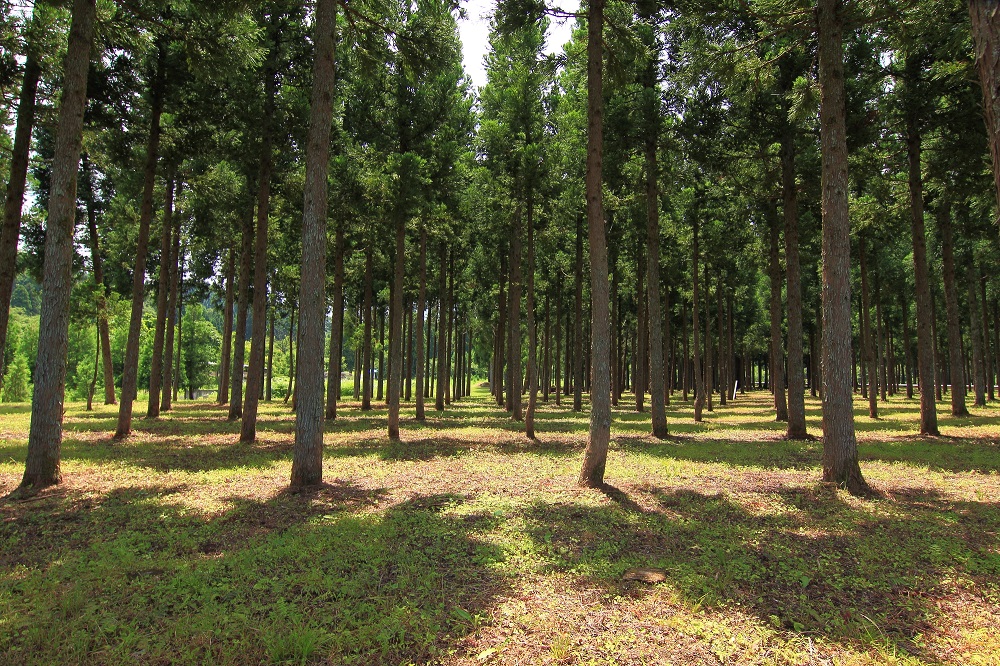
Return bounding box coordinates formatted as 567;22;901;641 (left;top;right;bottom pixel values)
3;0;1000;496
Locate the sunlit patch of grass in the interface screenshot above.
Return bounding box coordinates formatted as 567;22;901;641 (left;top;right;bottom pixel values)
1;388;999;664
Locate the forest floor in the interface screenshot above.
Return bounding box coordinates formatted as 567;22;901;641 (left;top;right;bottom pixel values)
1;387;999;666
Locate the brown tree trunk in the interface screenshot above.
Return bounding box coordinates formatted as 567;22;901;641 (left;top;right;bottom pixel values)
525;188;538;437
768;202;788;421
817;0;868;494
147;176;174;418
904;96;939;435
969;265;988;407
555;276;562;406
84;179;116;405
782;115;806;437
160;185;181;413
219;246;235;404
692;220;705;421
970;0;1000;221
635;250;646;412
939;200;968;414
285;310;295;404
0;50;41;389
327;219;345;419
21;0;97;491
982;276;994;401
859;240;878;419
901;292;914;400
705;267;714;413
573;214;584;413
174;252;183;402
436;244;448;412
291;0;336;486
579;0;612;487
229;209;253;419
717;276;726;406
508;209;522;420
377;308;385;402
241;53;279;443
388;199;406;437
416;227;427;421
116;44;165;439
266;306;274;401
405;303;414;401
361;249;373;411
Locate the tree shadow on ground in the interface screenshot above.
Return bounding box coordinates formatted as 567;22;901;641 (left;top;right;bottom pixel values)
518;483;1000;662
0;484;507;665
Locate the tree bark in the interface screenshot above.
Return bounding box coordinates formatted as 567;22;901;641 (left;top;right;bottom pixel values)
388;204;406;437
859;240;878;419
362;249;373;411
509;206;523;420
904;94;939;435
84;175;116;405
229;209;253;419
579;0;612;488
782;113;806;437
160;184;181;413
969;265;988;407
241;51;279;443
938;200;968;414
219;246;235;404
147;176;175;417
692;218;705;421
705;266;714;413
291;0;336;486
573;213;584;413
525;187;538;437
768;202;788;421
327;219;345;419
21;0;97;490
969;0;1000;222
817;0;868;494
982;275;994;401
436;244;448;412
0;50;41;390
266;305;274;401
415;227;427;421
116;44;165;439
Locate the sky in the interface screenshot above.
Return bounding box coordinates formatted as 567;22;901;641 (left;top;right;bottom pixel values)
457;0;581;90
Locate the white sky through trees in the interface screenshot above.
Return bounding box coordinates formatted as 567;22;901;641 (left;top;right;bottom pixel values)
458;0;581;90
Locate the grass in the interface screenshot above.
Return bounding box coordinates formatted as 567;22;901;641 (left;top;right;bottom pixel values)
1;386;999;665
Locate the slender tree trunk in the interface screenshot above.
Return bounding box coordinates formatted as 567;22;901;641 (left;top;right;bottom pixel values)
241;57;279;443
290;0;336;484
635;250;646;412
160;186;181;413
361;249;374;411
327;219;345;419
969;265;988;407
692;218;705;421
266;307;275;401
87;319;99;411
904;97;939;434
705;267;714;413
436;245;448;412
85;183;116;405
229;210;253;419
555;276;562;406
683;301;690;402
388;198;406;436
0;50;41;389
377;308;385;401
415;228;427;421
642;80;667;436
148;176;175;418
525;188;538;437
116;44;165;439
782;114;806;437
285;310;295;404
817;0;868;494
901;292;914;400
939;200;968;414
982;276;994;401
768;202;788;421
573;214;584;413
579;0;612;487
21;0;97;490
544;294;551;402
405;303;414;401
219;246;235;404
876;281;887;402
717;276;726;406
859;240;878;419
174;251;183;402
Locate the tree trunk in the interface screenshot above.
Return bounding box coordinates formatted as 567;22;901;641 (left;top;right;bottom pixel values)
573;213;584;413
84;179;116;405
116;44;165;439
21;0;97;490
555;275;562;406
859;240;878;419
266;306;274;401
174;251;183;402
768;202;788;421
782;113;806;437
692;218;705;421
717;276;726;406
361;249;373;411
817;0;868;494
969;265;988;407
901;292;914;400
436;244;448;412
147;176;175;418
377;308;385;401
405;303;414;401
290;0;336;485
579;0;612;488
982;276;994;401
388;201;406;437
0;49;41;390
904;97;939;435
415;228;427;421
327;219;345;419
241;54;279;443
219;246;235;404
704;267;714;413
160;185;181;413
939;200;968;414
635;249;646;412
969;0;1000;222
525;187;538;437
228;209;253;419
285;310;295;404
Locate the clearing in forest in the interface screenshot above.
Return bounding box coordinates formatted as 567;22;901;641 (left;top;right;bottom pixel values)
1;389;999;665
